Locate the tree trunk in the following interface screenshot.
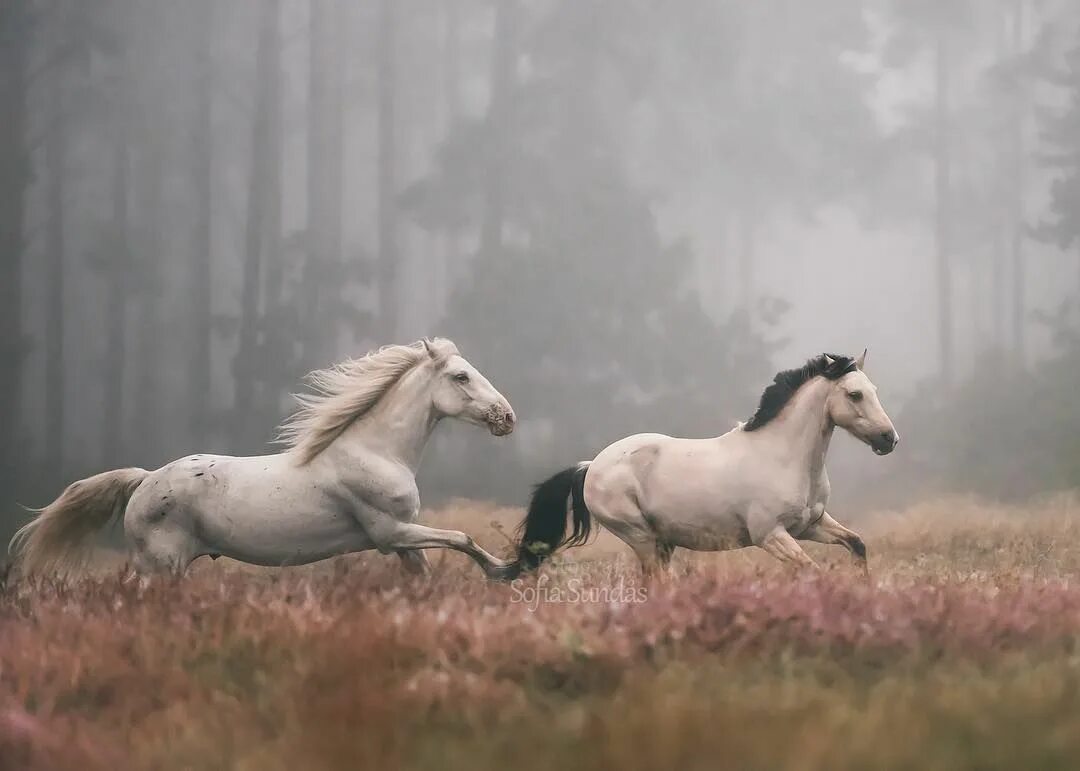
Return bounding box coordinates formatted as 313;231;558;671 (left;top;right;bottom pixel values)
234;0;277;449
934;28;954;384
738;204;757;310
44;63;67;477
437;0;461;314
134;129;163;455
1010;0;1027;364
327;1;343;350
0;3;30;491
103;115;131;466
442;0;461;129
189;0;215;446
305;0;325;352
376;0;399;340
261;0;284;422
993;220;1006;350
304;0;344;357
479;0;519;262
992;6;1008;352
734;5;761;311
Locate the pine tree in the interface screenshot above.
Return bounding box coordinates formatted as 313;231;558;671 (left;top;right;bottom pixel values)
0;2;32;498
404;0;778;497
1034;21;1080;297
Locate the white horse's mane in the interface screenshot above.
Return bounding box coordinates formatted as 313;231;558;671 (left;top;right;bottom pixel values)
278;338;459;464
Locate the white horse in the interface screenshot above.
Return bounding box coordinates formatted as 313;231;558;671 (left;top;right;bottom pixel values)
10;338;519;580
509;351;898;578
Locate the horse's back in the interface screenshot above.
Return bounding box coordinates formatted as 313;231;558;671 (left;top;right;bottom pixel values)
586;433;704;523
127;452;252;514
588;432;669;489
585;431;760;552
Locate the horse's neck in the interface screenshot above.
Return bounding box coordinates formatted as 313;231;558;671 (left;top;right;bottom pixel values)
336;365;439;473
762;377;834;475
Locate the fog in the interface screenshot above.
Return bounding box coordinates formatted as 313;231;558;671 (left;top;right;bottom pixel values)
2;0;1079;538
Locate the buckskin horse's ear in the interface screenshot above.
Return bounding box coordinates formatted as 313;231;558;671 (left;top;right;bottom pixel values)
856;348;867;369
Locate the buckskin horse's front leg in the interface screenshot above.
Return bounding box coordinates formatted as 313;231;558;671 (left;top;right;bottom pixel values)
799;511;869;579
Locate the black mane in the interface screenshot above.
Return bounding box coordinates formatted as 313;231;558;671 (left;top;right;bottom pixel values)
742;354;858;432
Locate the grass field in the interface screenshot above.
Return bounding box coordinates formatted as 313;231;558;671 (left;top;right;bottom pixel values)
3;494;1080;770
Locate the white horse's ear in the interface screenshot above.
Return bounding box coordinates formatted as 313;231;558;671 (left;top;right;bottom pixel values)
422;338;436;358
856;348;867;369
823;354;836;368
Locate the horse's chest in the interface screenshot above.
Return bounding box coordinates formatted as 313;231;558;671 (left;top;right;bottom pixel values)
778;502;822;537
776;480;827;535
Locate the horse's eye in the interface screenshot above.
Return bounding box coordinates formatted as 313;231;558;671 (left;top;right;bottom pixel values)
848;390;863;402
453;372;470;384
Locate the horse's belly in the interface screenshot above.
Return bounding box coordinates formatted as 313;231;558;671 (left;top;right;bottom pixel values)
650;511;751;552
142;454;375;567
202;508;375;567
641;457;755;552
588;435;754;552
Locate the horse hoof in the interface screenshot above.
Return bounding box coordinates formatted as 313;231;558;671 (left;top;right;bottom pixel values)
487;561;522;583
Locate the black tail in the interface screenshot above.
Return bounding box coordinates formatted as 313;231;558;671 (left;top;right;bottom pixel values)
516;463;592;571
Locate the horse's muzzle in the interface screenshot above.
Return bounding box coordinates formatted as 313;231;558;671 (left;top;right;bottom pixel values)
871;429;899;455
486;406;516;437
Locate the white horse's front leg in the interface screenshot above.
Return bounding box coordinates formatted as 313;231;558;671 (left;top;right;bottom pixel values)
800;511;869;577
367;517;515;581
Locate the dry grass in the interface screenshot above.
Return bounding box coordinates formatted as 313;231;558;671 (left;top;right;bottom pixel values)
3;494;1080;770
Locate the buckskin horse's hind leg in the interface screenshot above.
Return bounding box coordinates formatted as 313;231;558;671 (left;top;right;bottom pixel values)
758;525;820;570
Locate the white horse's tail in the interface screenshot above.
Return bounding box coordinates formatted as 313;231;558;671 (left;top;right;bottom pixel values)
9;467;149;577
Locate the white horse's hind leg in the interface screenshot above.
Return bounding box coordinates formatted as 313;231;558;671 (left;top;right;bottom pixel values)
126;513;200;579
397;549;432;577
759;526;819;569
130;539;197;578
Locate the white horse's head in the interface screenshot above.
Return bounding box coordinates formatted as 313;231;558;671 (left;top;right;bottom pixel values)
423;340;516;436
825;350;899;455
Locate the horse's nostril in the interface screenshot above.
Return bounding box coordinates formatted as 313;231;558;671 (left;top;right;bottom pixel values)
880;430;896;446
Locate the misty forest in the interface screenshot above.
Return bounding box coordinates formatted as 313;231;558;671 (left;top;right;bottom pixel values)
2;0;1080;540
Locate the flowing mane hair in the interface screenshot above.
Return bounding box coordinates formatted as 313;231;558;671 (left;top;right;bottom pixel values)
278;338;459;464
742;353;857;432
